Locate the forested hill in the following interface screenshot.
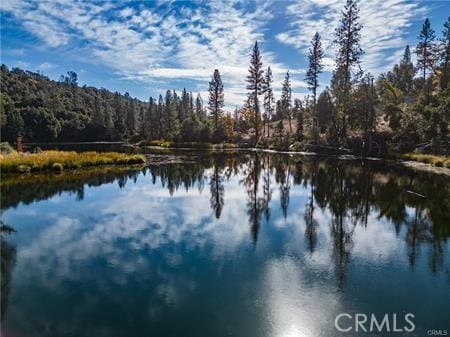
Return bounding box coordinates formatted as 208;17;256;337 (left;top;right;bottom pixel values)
0;65;151;142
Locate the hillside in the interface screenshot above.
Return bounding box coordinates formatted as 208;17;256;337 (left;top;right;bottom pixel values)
0;65;148;142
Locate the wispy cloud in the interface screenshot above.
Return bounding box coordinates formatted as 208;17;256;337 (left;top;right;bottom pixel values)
0;0;430;106
1;0;302;107
37;62;54;71
276;0;427;74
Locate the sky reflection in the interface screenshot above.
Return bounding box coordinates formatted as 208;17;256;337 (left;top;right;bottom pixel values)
1;153;449;337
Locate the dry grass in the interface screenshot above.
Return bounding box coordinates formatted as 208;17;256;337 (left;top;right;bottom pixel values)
402;153;450;168
0;150;146;174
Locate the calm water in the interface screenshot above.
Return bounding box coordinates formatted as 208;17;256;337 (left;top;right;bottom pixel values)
1;151;449;337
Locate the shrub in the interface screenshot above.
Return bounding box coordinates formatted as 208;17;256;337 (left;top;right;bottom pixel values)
420;156;432;164
223;143;237;149
31;164;43;172
128;156;145;164
0;142;15;154
52;162;64;172
0;150;146;174
290;141;305;152
17;164;31;173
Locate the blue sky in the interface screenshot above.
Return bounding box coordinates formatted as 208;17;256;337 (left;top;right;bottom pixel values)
1;0;449;109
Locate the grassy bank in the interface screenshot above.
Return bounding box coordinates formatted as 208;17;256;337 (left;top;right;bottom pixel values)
138;140;237;149
402;153;450;168
0;150;146;174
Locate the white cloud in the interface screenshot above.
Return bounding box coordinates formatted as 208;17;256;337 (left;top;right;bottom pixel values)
1;0;429;106
14;60;30;68
37;62;54;71
1;0;305;107
276;0;427;74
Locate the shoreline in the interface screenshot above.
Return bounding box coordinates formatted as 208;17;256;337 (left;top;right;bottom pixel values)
400;160;450;177
17;142;450;177
141;145;450;176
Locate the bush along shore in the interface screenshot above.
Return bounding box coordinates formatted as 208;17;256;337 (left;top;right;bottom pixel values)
402;153;450;168
0;150;146;174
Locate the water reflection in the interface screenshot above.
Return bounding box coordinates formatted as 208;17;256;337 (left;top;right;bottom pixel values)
1;151;449;336
0;221;16;322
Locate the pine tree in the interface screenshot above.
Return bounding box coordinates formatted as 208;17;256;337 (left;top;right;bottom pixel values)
317;89;333;133
138;106;145;137
358;73;376;155
280;71;292;133
93;92;104;126
246;41;264;145
305;32;324;142
124;93;135;134
439;17;450;89
262;66;274;138
294;99;303;141
113;92;126;139
334;0;364;140
208;69;224;138
145;97;154;139
164;90;180;140
399;46;415;93
180;88;189;121
275;100;282;120
225;112;234;141
416;18;437;90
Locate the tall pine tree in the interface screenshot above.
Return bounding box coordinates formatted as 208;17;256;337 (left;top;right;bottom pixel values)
280;71;292;133
305;32;324;142
246;41;264;145
334;0;364;140
294;99;303;141
439;17;450;89
208;69;224;140
262;66;274;138
416;18;437;88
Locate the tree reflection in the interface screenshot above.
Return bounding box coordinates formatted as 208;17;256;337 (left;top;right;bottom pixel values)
329;163;355;288
1;167;144;209
242;153;265;245
405;207;432;269
275;159;291;219
1;152;449;278
1;221;16;321
304;161;318;254
262;155;273;222
210;164;224;219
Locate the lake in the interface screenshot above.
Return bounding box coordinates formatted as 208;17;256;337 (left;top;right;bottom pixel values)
1;151;449;337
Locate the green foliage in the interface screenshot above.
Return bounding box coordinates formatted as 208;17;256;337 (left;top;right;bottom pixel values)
0;65;222;145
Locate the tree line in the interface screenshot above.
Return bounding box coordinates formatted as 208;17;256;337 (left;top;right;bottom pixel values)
1;0;449;154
